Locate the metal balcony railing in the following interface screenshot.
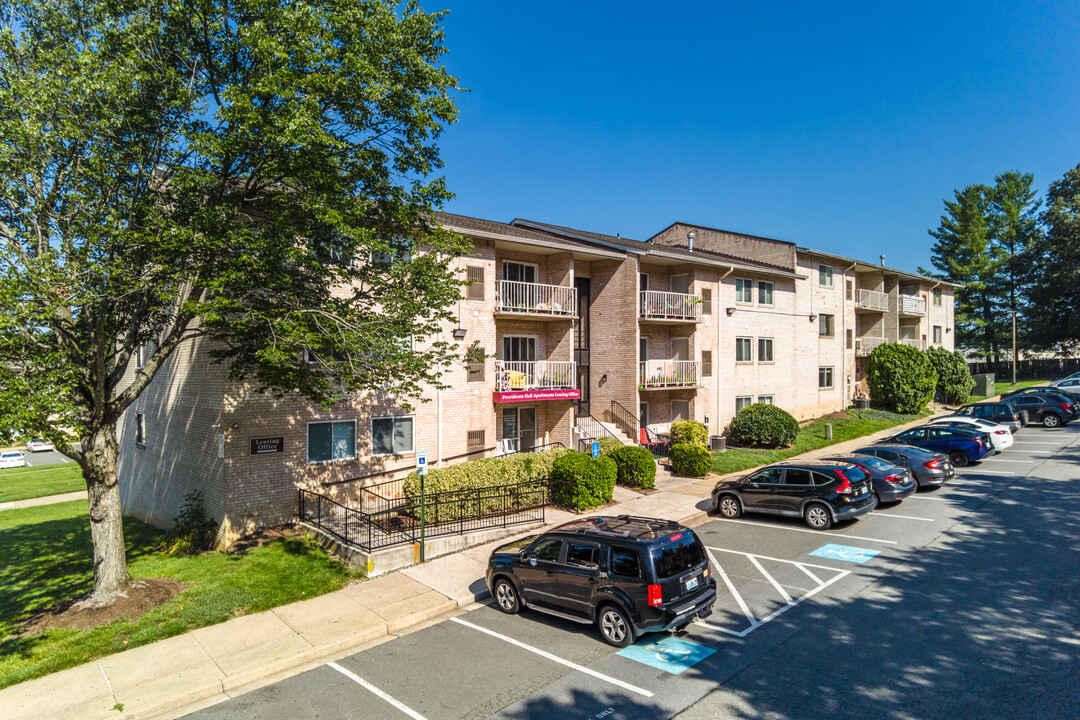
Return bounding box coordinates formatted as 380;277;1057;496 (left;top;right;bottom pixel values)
639;360;701;388
856;288;888;312
495;280;576;317
494;360;576;392
898;294;926;316
639;290;702;321
855;336;888;356
900;338;926;350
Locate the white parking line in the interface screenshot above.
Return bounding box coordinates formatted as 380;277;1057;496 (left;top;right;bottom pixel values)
957;470;1019;476
449;617;655;698
981;458;1034;463
867;512;934;522
1011;441;1063;445
711;518;899;544
712;560;758;628
906;495;963;502
747;555;793;603
328;662;428;720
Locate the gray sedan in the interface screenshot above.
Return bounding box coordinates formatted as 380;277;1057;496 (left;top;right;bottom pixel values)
851;444;954;488
823;454;917;504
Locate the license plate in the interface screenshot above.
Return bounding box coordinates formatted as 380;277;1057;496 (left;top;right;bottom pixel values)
686;576;699;591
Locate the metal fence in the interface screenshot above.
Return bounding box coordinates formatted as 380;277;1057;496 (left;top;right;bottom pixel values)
968;357;1080;381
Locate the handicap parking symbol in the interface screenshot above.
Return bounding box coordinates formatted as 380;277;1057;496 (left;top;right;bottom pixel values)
809;543;881;564
617;636;716;675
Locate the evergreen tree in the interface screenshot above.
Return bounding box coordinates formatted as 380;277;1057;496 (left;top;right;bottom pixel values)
1028;164;1080;354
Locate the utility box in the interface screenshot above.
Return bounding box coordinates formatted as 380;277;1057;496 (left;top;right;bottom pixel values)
710;435;727;452
973;373;995;397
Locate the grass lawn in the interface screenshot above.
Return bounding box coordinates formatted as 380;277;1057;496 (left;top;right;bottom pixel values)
0;462;86;503
711;408;930;477
0;500;361;689
967;379;1046;403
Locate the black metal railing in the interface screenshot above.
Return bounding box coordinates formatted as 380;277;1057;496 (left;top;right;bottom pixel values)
503;441;566;457
298;477;547;553
608;400;640;441
574;414;623;452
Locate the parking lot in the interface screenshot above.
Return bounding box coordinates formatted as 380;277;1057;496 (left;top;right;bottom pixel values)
186;423;1080;720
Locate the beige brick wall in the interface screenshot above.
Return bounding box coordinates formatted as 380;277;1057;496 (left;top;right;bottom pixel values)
650;222;797;272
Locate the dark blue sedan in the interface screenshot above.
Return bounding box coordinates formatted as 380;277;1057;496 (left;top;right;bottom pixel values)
879;425;992;467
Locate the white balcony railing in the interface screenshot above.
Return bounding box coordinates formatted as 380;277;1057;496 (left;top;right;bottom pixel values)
900;338;926;350
639;290;702;321
856;288;888;312
495;280;576;317
898;294;926;316
639;360;701;389
495;360;576;392
855;336;888;357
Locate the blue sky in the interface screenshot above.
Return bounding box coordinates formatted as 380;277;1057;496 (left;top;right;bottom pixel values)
430;1;1080;273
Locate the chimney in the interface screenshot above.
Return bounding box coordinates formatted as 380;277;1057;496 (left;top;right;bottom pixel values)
687;230;695;252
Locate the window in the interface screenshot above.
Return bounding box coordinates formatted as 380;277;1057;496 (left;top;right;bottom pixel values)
530;539;562;562
846;329;853;349
818;366;834;389
639;273;649;291
933;288;942;306
670;274;689;294
467;429;485;452
735;278;753;303
702;350;712;377
846;279;853;300
371;237;412;265
305;347;347;365
502;261;537;283
466;345;485;382
701;287;712;315
672;400;690;422
933;326;943;344
502;336;536;362
651;533;707;579
757;281;774;306
639;337;647;361
371;416;413;456
749;467;783;484
136;344;148;369
566;543;600;568
735;337;752;362
610;547;641;578
466;266;485;300
758;338;774;362
135;413;146;446
736;396;753;412
308;420;356;463
819;264;834;287
785;469;813;486
819;314;835;337
757;395;774;405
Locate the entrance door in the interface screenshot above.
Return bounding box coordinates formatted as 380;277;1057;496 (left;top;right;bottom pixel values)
519;408;536;451
574;277;591;417
670;274;689;294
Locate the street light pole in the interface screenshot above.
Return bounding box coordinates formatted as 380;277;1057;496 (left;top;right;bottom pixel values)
1012;310;1017;386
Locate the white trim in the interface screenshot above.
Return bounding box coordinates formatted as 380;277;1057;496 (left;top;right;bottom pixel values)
818;263;835;287
735;395;753;413
500;334;539;362
501;259;539;283
757;394;774;405
307;419;358;464
735;336;753;363
757;280;774;306
370;416;414;457
734;277;754;304
818;366;834;389
757;337;774;363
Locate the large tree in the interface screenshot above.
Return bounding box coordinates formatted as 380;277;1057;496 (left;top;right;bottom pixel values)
1028;163;1080;354
0;0;468;602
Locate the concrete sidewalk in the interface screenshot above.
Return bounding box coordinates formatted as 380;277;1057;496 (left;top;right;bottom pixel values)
0;411;941;720
0;490;87;512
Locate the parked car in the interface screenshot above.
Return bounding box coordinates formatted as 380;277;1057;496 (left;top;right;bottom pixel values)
1001;386;1080;407
928;417;1013;452
1050;377;1080;392
852;444;954;487
954;401;1025;433
711;461;877;530
879;425;992;467
25;439;54;453
0;450;27;469
1000;392;1078;428
1056;371;1080;383
486;515;716;648
822;454;917;504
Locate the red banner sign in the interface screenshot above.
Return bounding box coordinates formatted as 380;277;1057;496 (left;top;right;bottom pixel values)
493;389;581;403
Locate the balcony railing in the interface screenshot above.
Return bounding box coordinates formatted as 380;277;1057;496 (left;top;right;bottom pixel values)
495;280;576;317
639;360;701;389
856;289;888;312
898;294;926;316
855;336;887;357
900;338;926;350
639;291;702;321
494;360;576;392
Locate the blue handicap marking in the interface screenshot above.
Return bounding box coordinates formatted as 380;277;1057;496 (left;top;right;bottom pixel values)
809;543;881;564
617;636;716;675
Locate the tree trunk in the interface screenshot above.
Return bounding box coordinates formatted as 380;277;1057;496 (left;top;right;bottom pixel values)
82;425;131;603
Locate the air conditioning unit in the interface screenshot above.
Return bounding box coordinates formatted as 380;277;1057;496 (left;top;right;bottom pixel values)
710;435;727;452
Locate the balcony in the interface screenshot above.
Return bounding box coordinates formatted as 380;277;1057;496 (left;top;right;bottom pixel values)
493;360;579;403
639;291;702;324
855;335;887;357
639;360;701;390
494;280;576;320
898;294;926;317
900;338;926;350
855;289;888;313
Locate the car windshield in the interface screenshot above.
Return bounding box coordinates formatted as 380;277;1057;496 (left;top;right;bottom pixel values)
900;446;937;458
1;452;20;459
851;456;891;471
651;533;707;579
840;465;870;482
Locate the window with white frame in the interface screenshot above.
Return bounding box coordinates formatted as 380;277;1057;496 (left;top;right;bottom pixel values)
735;278;753;303
503;261;537;283
819;314;835;337
757;281;774;306
735;337;752;362
308;420;356;463
818;367;834;389
135;413;146;446
933;325;943;344
818;264;834;287
371;416;413;456
735;396;753;413
758;337;774;362
466;266;485;300
757;395;774;405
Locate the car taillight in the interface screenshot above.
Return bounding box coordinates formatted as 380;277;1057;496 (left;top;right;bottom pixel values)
1061;403;1071;412
924;459;943;469
884;474;903;483
835;477;852;494
648;584;663;606
994;430;1007;435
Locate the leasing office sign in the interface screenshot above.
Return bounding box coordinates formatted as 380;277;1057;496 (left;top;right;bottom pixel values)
249;436;285;455
492;389;581;403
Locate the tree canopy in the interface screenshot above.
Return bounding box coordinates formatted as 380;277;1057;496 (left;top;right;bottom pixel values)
1028;163;1080;354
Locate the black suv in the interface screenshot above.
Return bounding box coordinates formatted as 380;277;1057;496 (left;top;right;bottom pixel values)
1000;391;1078;427
711;461;877;530
485;516;716;647
954;401;1025;432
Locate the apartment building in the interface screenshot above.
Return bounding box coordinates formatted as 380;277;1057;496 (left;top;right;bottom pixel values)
117;212;955;544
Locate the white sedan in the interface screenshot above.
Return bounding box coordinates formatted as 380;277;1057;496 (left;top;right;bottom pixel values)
1;451;27;469
26;439;55;453
929;416;1014;452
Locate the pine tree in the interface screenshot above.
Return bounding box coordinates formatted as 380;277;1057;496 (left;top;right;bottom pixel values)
1028;164;1080;354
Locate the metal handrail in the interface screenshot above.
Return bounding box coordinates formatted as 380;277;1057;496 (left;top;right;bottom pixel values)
502;441;566;457
898;294;926;316
639;290;701;320
494;360;576;392
856;288;888;311
496;280;576;317
855;335;887;356
608;400;639;441
639;360;701;388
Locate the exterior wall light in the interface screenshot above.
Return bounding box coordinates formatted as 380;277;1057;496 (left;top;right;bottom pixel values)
725;307;736;316
452;328;468;340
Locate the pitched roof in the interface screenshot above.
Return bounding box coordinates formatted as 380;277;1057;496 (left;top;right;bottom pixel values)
431;211;623;258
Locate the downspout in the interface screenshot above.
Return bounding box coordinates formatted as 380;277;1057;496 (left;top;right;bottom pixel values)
717;266;735;435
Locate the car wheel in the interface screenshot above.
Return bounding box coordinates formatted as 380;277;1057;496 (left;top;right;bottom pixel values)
598;604;635;648
948;450;969;467
493;577;521;615
1043;413;1061;428
804;503;832;530
717;494;741;519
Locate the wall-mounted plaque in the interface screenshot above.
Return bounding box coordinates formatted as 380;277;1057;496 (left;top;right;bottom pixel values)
250;436;285;455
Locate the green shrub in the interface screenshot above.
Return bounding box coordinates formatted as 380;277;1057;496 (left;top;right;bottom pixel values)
866;343;938;413
728;404;799;448
609;445;657;489
670;444;712;477
925;346;975;405
549;451;617;511
595;437;623;456
669;420;708;447
158;491;218;555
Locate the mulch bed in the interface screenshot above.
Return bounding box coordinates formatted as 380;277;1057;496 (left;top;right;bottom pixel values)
21;577;189;635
